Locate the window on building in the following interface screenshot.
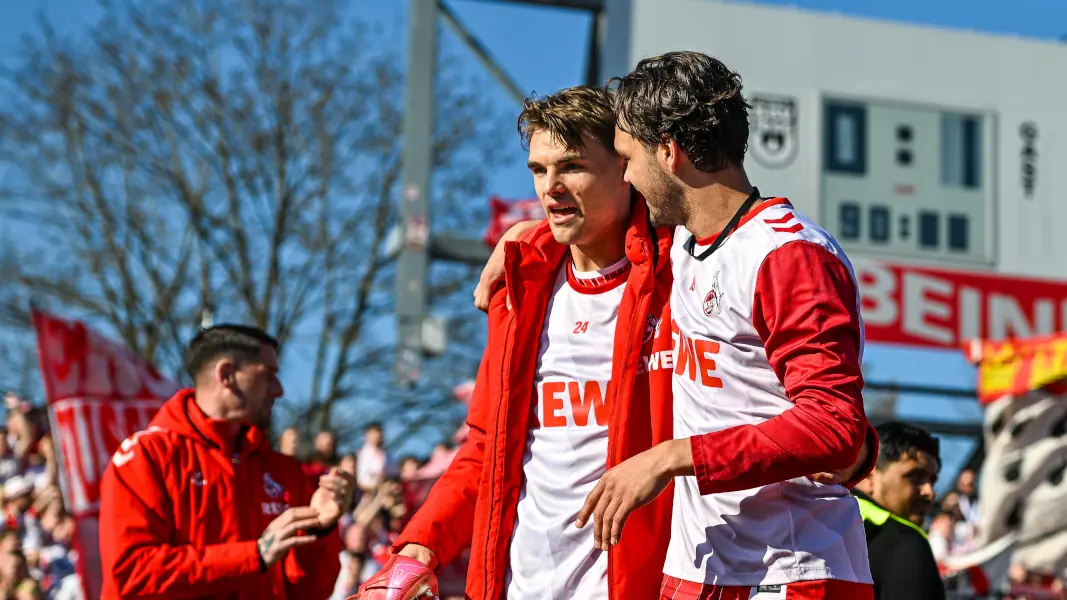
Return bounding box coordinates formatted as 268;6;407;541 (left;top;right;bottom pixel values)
897;149;913;166
920;211;940;248
941;113;982;189
870;206;890;243
839;202;860;240
949;214;969;251
897;125;913;142
824;103;867;174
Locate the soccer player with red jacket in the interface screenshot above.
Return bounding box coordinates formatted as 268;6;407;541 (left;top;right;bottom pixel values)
575;52;879;599
357;86;677;600
99;325;351;600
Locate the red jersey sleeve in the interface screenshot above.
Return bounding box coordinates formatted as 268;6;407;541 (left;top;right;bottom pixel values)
689;240;870;495
391;290;501;564
99;439;261;598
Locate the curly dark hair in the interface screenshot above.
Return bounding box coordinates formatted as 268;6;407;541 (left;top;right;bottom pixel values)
610;51;750;173
518;85;617;154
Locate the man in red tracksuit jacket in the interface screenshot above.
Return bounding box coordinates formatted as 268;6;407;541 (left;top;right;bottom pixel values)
99;324;352;600
359;85;677;600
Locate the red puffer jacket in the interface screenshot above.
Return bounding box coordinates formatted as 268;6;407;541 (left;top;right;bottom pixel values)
99;389;341;600
393;199;676;600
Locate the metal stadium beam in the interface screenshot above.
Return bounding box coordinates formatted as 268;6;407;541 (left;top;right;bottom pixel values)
395;0;438;388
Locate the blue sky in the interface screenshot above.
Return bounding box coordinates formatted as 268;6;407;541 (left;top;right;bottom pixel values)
3;0;1062;482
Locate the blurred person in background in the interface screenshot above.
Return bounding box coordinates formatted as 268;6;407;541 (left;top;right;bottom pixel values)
854;421;944;600
304;431;340;481
13;577;42;600
99;324;353;600
955;468;980;526
0;430;20;484
356;424;388;492
0;546;30;599
338;453;358;478
398;457;420;482
413;443;455;481
278;427;301;458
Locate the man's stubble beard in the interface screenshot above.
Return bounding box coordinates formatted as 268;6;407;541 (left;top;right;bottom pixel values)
646;168;687;228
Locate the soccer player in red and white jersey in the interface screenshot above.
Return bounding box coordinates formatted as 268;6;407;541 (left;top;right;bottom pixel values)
575;51;879;599
356;85;677;600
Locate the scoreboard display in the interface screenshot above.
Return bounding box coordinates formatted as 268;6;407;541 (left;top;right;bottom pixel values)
819;97;995;266
607;0;1067;283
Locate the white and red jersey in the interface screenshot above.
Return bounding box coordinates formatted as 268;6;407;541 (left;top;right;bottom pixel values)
505;257;630;600
664;198;874;587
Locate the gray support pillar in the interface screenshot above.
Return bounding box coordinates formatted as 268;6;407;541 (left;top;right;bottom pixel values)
395;0;438;388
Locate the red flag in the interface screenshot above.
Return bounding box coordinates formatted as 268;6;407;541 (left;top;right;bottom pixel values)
484;196;544;247
32;309;176;600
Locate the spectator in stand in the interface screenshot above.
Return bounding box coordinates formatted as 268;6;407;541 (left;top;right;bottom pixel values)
927;512;954;566
854;421;944;600
305;431;339;480
13;577;42;600
338;453;356;475
398;457;420;482
0;430;20;484
955;468;981;525
279;427;301;458
3;477;40;542
0;392;70;599
414;443;454;481
356;423;389;492
0;545;31;599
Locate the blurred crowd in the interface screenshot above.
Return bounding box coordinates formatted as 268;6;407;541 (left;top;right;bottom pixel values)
4;383;1065;600
274;422;466;600
932;468;1066;599
0;394;78;600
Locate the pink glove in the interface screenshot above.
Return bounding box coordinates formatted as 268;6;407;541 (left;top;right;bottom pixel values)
349;554;439;600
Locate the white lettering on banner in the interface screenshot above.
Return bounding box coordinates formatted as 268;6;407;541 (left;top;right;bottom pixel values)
51;399;161;517
854;260;1067;348
902;272;954;345
37;318;177;401
959;286;982;342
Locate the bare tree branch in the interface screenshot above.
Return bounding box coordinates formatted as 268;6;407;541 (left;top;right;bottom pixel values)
0;0;512;446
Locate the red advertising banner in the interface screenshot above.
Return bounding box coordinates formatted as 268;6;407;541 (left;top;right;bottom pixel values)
32;310;175;600
854;260;1067;350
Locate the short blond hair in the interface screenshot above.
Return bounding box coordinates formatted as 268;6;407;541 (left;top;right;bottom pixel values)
518;85;617;154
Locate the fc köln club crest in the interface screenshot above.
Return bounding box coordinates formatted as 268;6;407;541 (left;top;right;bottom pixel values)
703;273;724;317
749;95;798;169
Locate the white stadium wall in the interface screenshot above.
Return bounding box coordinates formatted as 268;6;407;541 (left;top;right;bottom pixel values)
601;0;1067;350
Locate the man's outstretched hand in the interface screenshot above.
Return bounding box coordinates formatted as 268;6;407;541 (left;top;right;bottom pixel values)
350;554;439;600
576;439;692;550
